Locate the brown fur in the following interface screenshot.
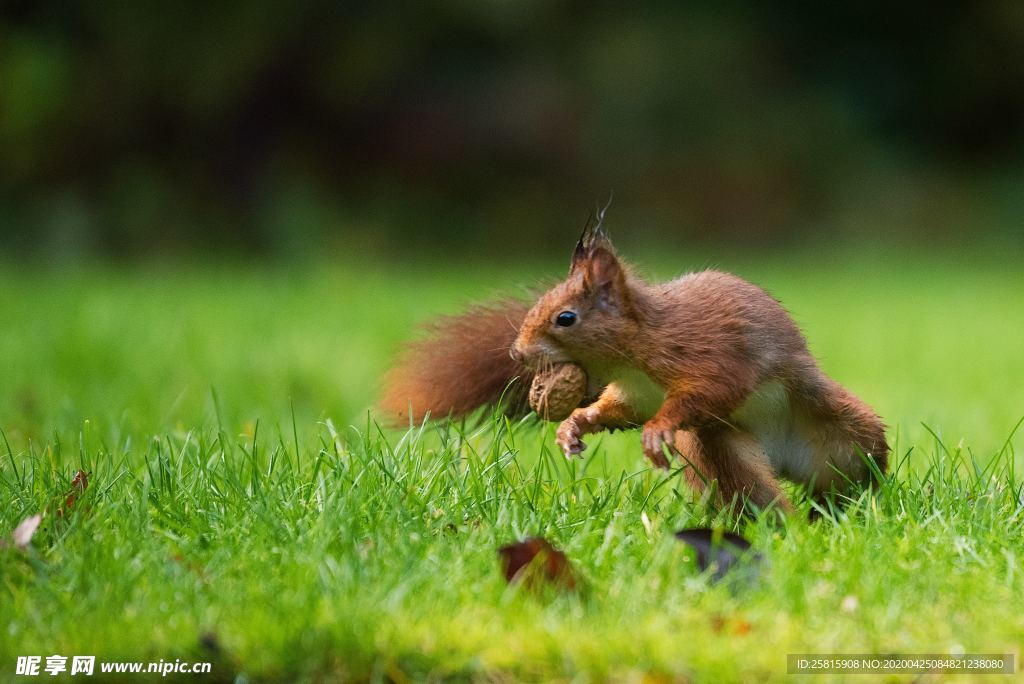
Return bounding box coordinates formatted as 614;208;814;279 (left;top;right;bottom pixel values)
380;300;534;424
512;230;888;512
381;225;888;513
674;430;791;512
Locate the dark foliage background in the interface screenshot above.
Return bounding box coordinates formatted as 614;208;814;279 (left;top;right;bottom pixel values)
2;1;1022;258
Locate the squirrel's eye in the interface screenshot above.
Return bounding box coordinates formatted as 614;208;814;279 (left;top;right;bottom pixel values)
555;311;577;327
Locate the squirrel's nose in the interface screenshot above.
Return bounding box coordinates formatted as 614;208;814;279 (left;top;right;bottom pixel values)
509;345;524;365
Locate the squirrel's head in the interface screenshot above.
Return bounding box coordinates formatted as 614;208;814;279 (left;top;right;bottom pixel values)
512;210;638;371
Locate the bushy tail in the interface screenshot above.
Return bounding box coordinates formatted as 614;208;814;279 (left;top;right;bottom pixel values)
380;299;535;425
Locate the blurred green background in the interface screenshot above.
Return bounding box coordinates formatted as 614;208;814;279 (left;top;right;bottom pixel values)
2;0;1022;453
2;1;1023;259
2;254;1022;459
2;8;1024;679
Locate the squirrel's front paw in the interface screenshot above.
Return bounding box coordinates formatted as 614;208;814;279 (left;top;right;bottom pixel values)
555;407;601;459
641;422;676;469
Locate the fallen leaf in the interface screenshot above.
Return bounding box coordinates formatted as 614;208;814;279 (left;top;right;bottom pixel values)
11;514;42;549
710;613;753;635
710;614;727;633
675;527;762;582
733;619;753;635
57;470;90;517
67;469;89;507
198;632;221;654
639;672;688;684
498;537;576;590
71;469;88;491
171;553;207;580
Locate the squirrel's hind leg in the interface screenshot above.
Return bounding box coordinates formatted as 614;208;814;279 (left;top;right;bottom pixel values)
674;429;793;514
795;383;889;502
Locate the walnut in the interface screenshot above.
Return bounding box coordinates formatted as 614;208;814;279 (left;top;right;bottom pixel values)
528;363;588;421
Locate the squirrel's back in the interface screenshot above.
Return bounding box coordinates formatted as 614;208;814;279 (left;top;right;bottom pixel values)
642;269;812;381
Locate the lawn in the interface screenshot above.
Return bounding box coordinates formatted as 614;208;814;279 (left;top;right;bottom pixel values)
1;251;1022;682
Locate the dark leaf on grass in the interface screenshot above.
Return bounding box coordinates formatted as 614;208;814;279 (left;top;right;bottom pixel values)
198;632;221;655
675;528;762;582
498;537;576;590
11;514;43;549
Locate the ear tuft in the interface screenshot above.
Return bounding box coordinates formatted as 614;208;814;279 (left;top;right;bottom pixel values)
569;196;616;274
570;215;593;273
591;192;613;245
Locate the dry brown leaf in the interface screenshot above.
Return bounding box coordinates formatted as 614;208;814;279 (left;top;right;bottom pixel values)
67;469;89;506
58;469;89;516
710;613;753;636
710;614;726;633
498;537;576;590
733;619;753;635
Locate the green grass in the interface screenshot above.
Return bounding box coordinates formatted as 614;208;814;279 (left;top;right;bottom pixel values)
1;254;1023;682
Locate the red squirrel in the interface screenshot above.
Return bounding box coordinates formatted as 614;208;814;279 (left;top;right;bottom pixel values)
382;215;888;512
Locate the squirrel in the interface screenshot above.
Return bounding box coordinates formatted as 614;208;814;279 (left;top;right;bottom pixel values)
381;212;888;512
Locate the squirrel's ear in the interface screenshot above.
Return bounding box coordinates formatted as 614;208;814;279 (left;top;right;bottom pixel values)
583;247;625;306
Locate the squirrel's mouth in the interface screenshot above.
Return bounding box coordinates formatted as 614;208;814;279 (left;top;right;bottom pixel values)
510;341;572;370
